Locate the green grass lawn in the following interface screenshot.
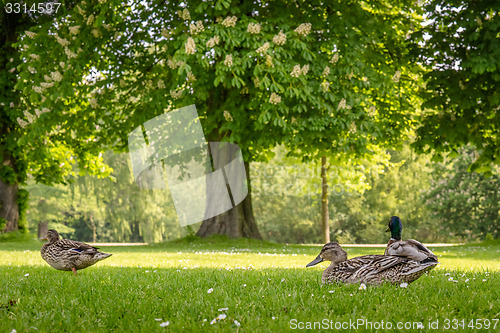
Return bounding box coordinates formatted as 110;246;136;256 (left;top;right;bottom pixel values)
1;237;500;332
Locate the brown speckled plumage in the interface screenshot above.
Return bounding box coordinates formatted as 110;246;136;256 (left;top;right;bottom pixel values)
41;229;112;275
306;242;436;286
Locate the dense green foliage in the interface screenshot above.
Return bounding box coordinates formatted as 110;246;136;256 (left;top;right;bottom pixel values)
424;147;500;241
1;239;499;332
413;1;500;172
23;144;498;244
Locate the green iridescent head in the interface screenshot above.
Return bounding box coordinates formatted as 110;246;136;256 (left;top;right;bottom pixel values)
386;216;402;240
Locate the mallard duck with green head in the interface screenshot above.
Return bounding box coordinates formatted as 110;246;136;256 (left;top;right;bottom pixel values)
385;216;438;264
41;229;112;275
306;242;436;285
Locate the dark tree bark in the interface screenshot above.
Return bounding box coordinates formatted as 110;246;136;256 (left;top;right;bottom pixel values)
196;161;261;239
0;177;19;232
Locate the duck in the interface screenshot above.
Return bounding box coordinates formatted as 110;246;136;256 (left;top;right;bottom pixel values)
41;229;112;275
385;216;438;264
306;242;437;285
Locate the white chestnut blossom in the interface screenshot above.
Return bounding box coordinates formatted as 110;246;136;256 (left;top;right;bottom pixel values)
185;37;196;55
330;53;339;64
206;36;220;48
269;92;281;105
247;22;261;34
224;54;233;67
294;23;311;36
221;16;237;27
256;42;269;55
273;30;286;45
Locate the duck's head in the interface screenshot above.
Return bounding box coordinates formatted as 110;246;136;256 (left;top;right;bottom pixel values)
386;216;402;240
306;242;348;267
41;229;60;243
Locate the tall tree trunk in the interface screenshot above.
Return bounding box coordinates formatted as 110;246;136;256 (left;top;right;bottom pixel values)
0;178;19;232
197;161;261;239
38;222;48;239
321;156;330;243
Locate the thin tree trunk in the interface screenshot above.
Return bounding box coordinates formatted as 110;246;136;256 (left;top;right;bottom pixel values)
38;221;48;239
321;156;330;243
197;161;261;239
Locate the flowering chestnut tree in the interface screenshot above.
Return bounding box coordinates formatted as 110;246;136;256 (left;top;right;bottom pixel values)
4;0;422;237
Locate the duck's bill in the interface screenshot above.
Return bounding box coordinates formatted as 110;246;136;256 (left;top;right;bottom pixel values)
306;254;324;267
40;237;47;241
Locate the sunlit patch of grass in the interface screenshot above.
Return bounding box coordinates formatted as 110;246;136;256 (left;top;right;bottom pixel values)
1;238;499;332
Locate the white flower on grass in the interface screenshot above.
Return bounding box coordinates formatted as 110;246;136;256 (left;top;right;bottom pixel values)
185;37;196;55
273;30;286;45
218;308;228;311
24;273;29;277
69;26;81;35
482;279;487;282
221;16;238;27
295;23;311;36
159;321;170;327
207;288;214;294
234;320;241;327
243;284;247;287
328;290;335;293
154;318;162;321
444;273;450;276
224;54;233;67
217;314;227;320
392;70;401;83
330;53;339;64
272;317;276;320
269;92;281;105
256;42;270;55
465;279;469;283
358;283;367;290
206;36;220;48
25;31;37;38
400;282;408;288
448;277;454;281
10;329;17;333
281;278;285;282
210;319;216;325
247;22;261;34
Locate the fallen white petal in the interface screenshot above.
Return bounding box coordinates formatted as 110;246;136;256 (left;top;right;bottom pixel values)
218;308;228;311
207;288;214;294
159;321;170;327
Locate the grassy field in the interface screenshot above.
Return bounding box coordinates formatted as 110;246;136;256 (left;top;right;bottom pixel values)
1;236;500;332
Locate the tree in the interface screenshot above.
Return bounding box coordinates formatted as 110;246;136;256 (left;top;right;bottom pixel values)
9;0;421;238
424;146;500;241
412;0;500;173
